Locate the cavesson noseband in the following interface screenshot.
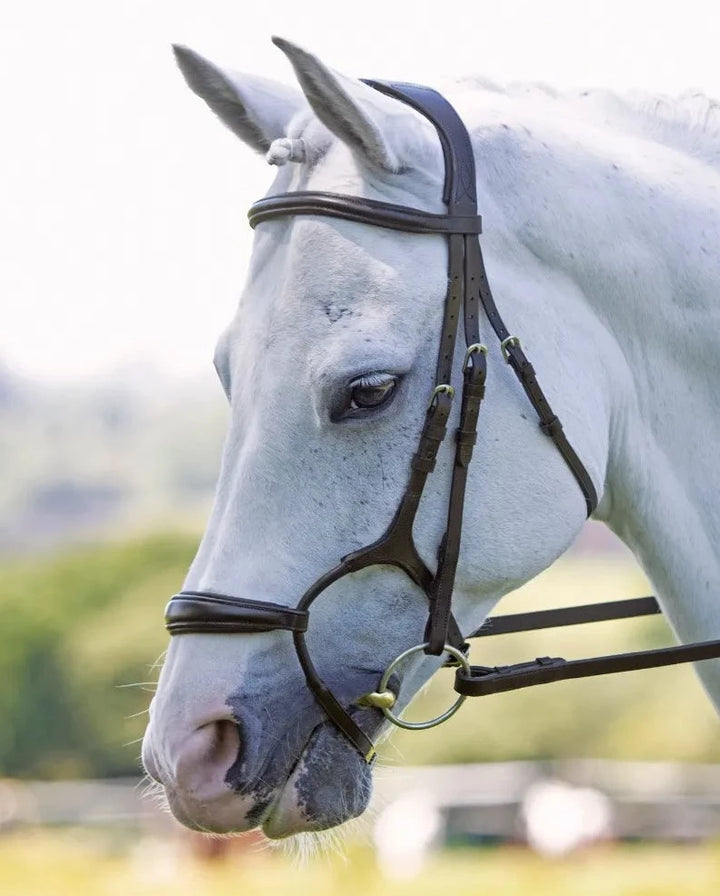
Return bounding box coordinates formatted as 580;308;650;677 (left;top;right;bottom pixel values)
165;81;720;763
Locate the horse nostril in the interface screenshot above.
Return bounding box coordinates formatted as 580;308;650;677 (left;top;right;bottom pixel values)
201;719;241;770
169;718;243;799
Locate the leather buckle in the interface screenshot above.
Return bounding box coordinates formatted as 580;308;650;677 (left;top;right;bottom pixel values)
500;335;521;362
462;343;488;373
428;383;455;410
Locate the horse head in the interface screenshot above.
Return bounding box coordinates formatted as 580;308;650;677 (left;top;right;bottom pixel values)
142;37;607;838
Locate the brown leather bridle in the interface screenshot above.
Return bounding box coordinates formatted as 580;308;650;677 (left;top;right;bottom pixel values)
165;81;720;763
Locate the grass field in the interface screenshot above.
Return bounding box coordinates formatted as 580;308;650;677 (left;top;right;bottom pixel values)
2;830;720;896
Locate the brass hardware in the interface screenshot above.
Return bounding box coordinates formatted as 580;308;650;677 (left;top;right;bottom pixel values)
500;335;521;362
374;642;471;731
356;690;397;710
428;383;455;410
463;343;488;372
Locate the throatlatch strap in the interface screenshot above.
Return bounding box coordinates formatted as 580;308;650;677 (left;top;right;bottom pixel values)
466;237;599;516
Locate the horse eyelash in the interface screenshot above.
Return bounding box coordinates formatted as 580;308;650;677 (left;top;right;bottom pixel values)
352;372;396;388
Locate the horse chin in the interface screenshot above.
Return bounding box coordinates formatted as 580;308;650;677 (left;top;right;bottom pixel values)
164;788;260;835
262;721;373;839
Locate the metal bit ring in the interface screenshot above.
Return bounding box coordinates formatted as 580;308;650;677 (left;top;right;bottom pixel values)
375;642;470;731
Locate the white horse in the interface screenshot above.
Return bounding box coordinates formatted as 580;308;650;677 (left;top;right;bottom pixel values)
142;37;720;838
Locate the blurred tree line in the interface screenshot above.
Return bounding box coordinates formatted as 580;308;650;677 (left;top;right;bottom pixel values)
2;534;719;779
0;535;195;777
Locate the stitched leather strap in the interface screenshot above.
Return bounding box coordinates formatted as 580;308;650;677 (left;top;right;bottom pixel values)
455;639;720;696
434;234;465;384
454;596;720;698
425;349;487;654
363;80;479;214
166;592;309;635
503;339;598;516
469;596;661;638
248;192;482;234
293;629;377;761
466;237;598;515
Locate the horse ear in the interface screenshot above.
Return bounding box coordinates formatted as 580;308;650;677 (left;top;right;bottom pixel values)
271;36;401;173
172;44;306;153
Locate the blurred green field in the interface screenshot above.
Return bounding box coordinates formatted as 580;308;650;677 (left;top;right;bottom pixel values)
2;829;720;896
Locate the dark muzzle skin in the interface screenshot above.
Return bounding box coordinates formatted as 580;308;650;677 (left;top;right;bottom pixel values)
142;654;387;835
163;78;598;766
222;667;381;832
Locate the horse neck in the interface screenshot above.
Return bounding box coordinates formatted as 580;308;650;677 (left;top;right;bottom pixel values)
470;95;720;646
588;174;719;643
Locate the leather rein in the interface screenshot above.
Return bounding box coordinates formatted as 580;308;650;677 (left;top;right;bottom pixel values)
165;80;720;763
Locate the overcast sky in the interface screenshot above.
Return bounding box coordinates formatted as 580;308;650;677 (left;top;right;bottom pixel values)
3;0;718;382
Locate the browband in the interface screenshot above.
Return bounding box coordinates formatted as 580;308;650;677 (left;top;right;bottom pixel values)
248;191;482;235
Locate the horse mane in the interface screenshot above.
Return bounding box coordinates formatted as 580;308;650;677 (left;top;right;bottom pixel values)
458;77;720;172
570;88;720;172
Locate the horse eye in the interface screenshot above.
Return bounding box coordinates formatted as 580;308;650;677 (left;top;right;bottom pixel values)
334;375;398;420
